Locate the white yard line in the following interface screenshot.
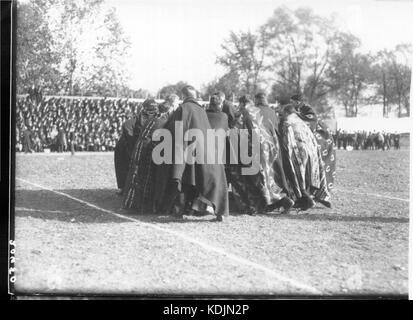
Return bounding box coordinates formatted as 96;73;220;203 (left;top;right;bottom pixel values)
16;177;322;295
335;188;409;203
15;207;72;214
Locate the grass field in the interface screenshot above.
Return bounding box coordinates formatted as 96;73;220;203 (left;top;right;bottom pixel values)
13;147;410;296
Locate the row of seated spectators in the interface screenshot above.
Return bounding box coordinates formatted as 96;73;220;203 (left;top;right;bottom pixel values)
16;95;209;153
16;96;145;153
16;94;404;153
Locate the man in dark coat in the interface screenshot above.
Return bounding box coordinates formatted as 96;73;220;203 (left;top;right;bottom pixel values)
68;127;76;155
57;126;67;153
206;95;229;131
217;91;236;128
158;86;229;221
115;99;159;195
22;125;33;153
114;115;138;195
394;132;401;149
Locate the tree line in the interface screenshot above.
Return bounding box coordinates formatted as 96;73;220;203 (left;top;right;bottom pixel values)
203;7;411;117
16;0;137;97
17;3;411;117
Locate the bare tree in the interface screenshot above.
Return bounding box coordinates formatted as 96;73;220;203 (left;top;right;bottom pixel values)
263;7;339;112
217;29;270;96
326;32;373;117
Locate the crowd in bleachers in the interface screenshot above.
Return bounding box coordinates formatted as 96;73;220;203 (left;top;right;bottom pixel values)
333;130;401;150
16;95;144;153
16;93;404;154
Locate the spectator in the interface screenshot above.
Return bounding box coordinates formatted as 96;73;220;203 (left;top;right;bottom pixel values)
16;96;150;153
22;125;33;153
57;126;67;153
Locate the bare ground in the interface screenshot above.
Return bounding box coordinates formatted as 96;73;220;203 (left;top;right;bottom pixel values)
12;148;409;296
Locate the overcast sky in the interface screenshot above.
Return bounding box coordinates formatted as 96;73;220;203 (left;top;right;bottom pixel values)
106;0;413;93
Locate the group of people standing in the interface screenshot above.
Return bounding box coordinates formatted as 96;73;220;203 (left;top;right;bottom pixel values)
114;86;336;222
334;130;401;151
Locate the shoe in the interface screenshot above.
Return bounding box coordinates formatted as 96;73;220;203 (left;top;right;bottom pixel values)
172;210;184;219
192;210;210;217
301;196;316;211
215;215;227;222
184;208;196;216
317;199;332;208
170;205;185;219
265;203;278;213
245;210;256;216
293;196;315;211
175;213;184;220
247;207;258;216
278;197;294;213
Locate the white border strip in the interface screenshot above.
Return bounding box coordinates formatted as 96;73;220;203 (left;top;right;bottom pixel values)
16;177;322;295
16;152;114;156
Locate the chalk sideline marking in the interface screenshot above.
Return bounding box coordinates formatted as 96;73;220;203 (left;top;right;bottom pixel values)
335;188;409;203
16;207;72;214
16;177;322;295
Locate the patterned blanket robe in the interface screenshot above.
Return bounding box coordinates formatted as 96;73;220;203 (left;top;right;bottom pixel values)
281;113;331;202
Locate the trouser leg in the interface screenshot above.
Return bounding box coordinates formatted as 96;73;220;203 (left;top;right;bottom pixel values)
160;180;198;216
159;179;181;215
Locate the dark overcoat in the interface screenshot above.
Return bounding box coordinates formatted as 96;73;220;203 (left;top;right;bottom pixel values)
114;117;138;189
160;98;229;216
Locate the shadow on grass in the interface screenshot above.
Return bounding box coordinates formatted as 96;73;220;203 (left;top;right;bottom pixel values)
14;189;409;225
14;189;217;224
270;212;409;224
14;189;128;224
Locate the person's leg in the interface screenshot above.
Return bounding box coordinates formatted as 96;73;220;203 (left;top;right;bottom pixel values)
227;168;252;214
293;158;316;211
171;192;185;217
114;142;129;192
182;184;197;210
158;179;183;216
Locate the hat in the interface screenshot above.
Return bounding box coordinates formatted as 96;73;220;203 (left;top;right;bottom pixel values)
209;95;221;107
277;95;291;106
208;95;222;111
290;93;302;102
158;103;171;114
141;98;159;115
166;93;179;104
239;95;253;105
255;92;268;106
181;85;197;99
215;91;226;100
282;103;297;115
255;92;266;100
